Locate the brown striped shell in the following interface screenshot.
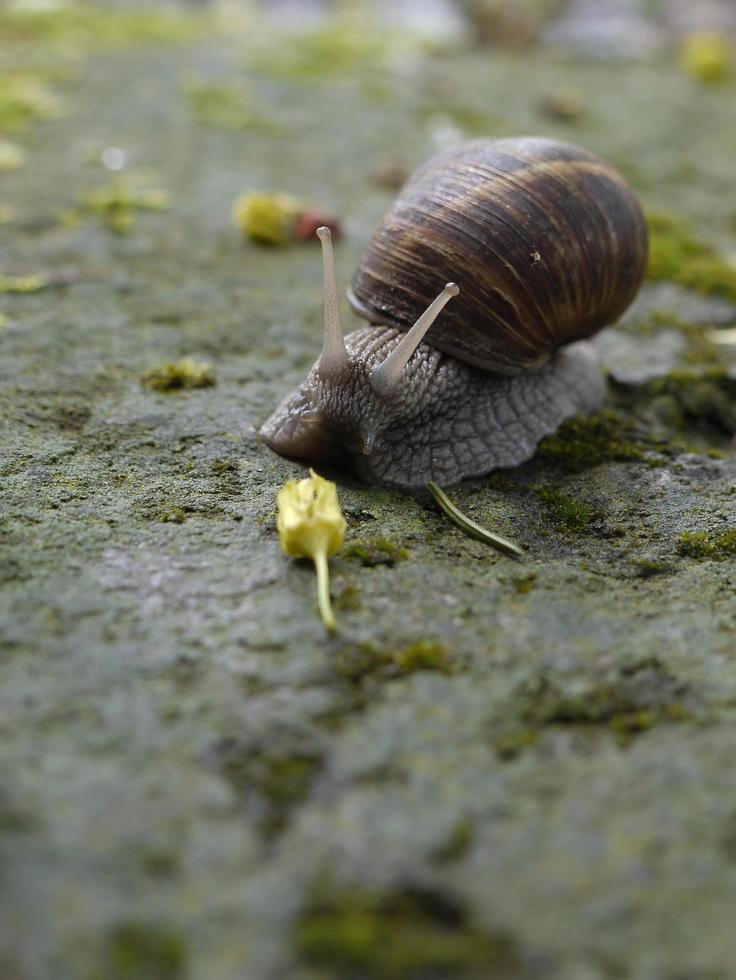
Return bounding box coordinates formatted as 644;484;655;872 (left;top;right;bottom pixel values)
348;137;648;374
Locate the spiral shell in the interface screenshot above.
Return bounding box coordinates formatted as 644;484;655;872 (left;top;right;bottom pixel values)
348;137;648;374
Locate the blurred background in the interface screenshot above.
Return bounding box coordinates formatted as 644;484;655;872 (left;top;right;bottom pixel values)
2;3;736;979
2;0;736;239
3;0;735;375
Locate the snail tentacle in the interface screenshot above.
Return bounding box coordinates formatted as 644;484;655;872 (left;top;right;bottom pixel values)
371;282;459;397
316;226;348;378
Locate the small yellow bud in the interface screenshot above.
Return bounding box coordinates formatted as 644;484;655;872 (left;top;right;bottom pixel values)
277;470;346;631
232;191;300;245
680;32;733;83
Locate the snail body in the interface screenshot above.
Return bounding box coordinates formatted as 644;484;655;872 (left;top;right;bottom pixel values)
261;137;648;489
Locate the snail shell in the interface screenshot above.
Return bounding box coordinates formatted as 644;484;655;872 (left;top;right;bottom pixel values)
260;137;648;489
348;136;648;374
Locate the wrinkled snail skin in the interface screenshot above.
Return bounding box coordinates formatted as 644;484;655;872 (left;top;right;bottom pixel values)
259;137;648;490
261;329;605;489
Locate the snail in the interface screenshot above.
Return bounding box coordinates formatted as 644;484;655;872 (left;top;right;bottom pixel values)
261;137;648;490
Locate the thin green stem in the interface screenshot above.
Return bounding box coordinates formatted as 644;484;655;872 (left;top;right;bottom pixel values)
427;481;524;559
313;549;337;632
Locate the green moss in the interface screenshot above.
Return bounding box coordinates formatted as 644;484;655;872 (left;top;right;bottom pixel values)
511;571;537;594
344;535;409;567
210;459;237;476
632;558;671;578
158;507;186;525
521;664;692;746
0;21;190;174
718;529;736;554
535;411;646;471
493;727;539;760
141;359;216;392
94;922;185;980
0;2;204;53
418;101;493;135
216;738;323;838
524;680;620;725
677;530;736;560
611;705;692;747
646;212;736;302
646;369;736;434
394;641;452;676
681;342;725;369
641;310;697;335
0;271;50;294
82;174;169;234
535;485;598;530
609;710;654;744
676;531;716;558
186;82;278;132
0;71;61;134
187;81;250;128
140;848;179;877
0;138;25;172
522;661;693;746
431;820;474;864
483;472;516;492
335;640;452;683
334;642;393;683
297;886;519;979
334;583;362;612
250;25;387;81
0;787;38;833
258;755;321;810
636;311;726;368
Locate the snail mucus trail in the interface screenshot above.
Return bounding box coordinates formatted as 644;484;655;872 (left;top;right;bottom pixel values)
260;137;648;546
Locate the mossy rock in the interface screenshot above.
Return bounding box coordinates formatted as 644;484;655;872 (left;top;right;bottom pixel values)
90;923;186;980
297;886;522;979
647;212;736;303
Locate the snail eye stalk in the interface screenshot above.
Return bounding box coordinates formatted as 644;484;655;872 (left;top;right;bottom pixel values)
316;226;349;378
371;282;459;397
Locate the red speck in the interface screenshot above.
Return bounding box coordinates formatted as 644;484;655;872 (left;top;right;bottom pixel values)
294;211;343;242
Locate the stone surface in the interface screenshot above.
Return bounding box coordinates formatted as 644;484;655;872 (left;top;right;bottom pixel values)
1;4;736;979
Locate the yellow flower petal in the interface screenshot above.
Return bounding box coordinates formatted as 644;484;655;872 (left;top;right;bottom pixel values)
276;470;346;632
277;469;346;560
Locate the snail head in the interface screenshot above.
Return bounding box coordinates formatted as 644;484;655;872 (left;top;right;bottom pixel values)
260;226;459;465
